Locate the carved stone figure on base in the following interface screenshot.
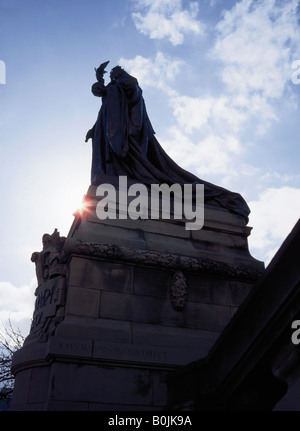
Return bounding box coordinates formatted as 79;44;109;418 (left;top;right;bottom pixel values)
86;61;250;222
31;228;66;289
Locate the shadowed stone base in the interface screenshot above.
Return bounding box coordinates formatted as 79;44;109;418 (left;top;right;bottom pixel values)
11;176;264;411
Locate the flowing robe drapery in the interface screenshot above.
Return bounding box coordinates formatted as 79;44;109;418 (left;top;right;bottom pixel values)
90;71;250;222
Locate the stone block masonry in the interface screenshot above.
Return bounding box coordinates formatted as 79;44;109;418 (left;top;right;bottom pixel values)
11;177;264;411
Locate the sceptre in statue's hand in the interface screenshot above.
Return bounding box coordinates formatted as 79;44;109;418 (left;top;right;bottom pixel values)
91;60;109;95
95;60;110;83
85;61;110;142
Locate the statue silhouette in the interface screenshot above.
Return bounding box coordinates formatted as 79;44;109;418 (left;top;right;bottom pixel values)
86;63;250;222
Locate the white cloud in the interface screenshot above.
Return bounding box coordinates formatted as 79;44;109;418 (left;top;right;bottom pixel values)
122;0;300;178
131;0;205;45
165;0;300;142
154;0;300;184
0;279;35;331
207;0;300;137
213;0;300;99
161;127;243;177
120;58;249;136
119;53;248;182
258;171;299;186
119;52;183;93
248;187;300;265
169;93;249;134
170;95;214;132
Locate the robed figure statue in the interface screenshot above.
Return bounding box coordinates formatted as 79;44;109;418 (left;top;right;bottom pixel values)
86;62;250;223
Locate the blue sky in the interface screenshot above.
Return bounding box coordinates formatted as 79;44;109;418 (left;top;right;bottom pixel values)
1;0;300;335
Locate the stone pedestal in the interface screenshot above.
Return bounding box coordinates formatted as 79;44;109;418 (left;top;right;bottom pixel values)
11;176;263;411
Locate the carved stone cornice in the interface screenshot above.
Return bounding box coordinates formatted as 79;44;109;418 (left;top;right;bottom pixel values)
63;238;263;282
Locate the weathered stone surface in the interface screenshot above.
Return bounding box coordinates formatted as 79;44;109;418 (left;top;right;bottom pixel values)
11;182;264;411
65;286;100;317
87;211;191;239
185;274;252;306
133;266;171;298
99;291;231;331
68;257;133;293
131;323;219;354
49;362;154;405
55;316;132;343
28;367;51;404
10;368;31;406
73;217;147;250
11;364;51;411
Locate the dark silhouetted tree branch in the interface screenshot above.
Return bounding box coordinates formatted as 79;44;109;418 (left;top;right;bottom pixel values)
0;320;24;402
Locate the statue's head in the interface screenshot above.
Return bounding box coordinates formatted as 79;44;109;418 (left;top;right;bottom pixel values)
110;65;124;81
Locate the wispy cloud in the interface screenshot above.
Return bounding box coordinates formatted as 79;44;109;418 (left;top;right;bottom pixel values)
122;1;300;254
125;2;300;147
119;51;184;92
161;128;243;177
212;0;300;99
169;93;248;135
125;0;300;140
131;0;205;45
0;279;34;335
248;187;300;265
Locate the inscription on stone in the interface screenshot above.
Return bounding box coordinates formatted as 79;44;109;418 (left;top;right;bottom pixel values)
35;285;55;310
93;342;168;364
57;341;91;354
28;277;66;341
